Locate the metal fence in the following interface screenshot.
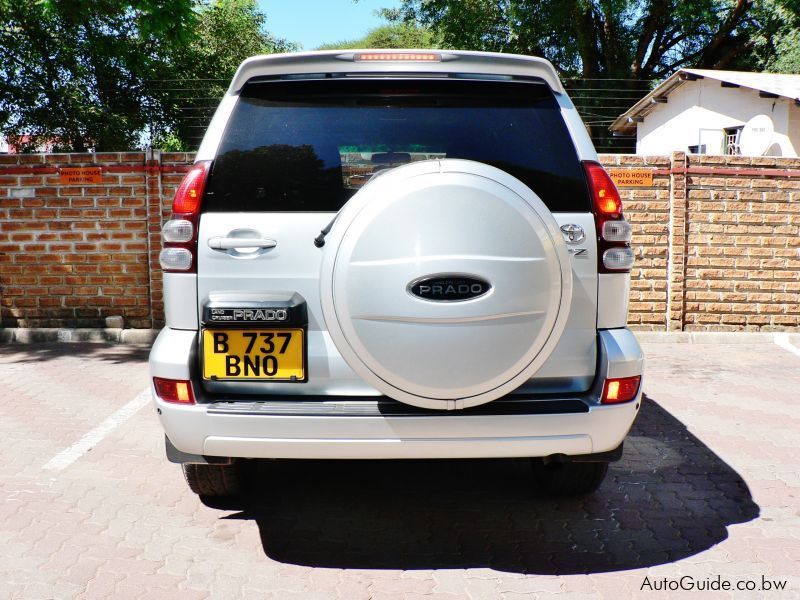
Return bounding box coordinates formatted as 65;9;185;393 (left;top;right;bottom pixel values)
150;78;229;150
562;78;653;153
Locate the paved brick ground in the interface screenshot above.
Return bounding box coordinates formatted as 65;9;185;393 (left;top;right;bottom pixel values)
0;341;798;599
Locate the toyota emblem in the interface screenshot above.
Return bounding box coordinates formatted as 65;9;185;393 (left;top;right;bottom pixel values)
560;224;585;245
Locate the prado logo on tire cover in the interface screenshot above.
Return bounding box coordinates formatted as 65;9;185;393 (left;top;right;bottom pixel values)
408;275;491;302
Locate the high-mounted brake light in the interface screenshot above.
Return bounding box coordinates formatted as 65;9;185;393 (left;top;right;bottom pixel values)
153;377;195;404
160;161;211;274
583;161;633;273
601;376;641;404
355;52;441;62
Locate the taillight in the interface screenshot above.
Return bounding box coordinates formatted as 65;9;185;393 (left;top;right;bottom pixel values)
153;377;195;404
159;161;210;273
601;376;641;404
582;161;633;273
162;218;193;242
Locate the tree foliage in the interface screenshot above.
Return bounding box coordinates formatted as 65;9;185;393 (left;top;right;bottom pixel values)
175;0;294;78
0;0;196;151
162;0;295;149
768;31;800;73
316;22;440;50
762;4;800;73
387;0;800;79
0;0;292;151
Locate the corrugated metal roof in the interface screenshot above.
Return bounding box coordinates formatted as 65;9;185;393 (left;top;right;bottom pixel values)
609;68;800;134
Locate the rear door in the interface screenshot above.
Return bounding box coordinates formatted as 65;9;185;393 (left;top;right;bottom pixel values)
196;78;597;396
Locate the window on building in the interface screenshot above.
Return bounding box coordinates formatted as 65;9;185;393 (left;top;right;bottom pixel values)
724;127;743;155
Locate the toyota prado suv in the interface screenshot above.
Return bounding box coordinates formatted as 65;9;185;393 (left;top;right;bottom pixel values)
149;50;644;498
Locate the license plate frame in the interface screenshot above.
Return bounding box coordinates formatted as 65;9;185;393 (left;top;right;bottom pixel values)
201;328;307;382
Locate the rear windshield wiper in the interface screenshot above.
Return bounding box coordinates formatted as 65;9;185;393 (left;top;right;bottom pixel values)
313;168;396;248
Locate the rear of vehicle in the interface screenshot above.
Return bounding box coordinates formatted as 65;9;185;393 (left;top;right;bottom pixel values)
150;50;643;497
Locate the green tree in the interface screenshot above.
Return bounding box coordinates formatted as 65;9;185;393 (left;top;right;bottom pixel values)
0;0;196;151
0;0;293;152
387;0;800;79
768;30;800;73
317;22;440;50
762;4;800;73
161;0;296;149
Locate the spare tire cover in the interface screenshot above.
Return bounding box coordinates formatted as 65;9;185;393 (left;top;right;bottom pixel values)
320;159;572;409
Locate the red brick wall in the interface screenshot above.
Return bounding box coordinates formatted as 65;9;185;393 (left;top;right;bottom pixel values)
0;151;193;328
1;151;799;332
148;152;194;326
599;155;671;331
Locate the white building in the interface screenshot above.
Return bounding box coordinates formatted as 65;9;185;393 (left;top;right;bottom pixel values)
609;69;800;157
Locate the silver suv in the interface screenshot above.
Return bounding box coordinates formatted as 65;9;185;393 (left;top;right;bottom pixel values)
149;50;644;498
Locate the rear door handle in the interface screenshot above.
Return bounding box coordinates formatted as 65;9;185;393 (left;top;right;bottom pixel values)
208;237;277;250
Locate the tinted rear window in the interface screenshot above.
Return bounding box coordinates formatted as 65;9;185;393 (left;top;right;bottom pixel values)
205;79;589;212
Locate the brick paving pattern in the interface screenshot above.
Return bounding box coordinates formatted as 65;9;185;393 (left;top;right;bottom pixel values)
0;341;798;599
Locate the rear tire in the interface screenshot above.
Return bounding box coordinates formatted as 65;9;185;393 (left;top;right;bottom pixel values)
530;459;609;496
182;462;243;498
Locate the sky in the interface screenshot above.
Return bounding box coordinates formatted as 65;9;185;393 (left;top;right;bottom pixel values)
257;0;402;50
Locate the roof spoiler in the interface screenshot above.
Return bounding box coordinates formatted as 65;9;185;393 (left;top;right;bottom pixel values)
228;49;566;95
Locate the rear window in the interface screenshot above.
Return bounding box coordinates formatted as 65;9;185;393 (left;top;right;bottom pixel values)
204;78;589;213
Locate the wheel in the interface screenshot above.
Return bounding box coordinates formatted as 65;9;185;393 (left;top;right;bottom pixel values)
182;461;243;498
530;459;609;496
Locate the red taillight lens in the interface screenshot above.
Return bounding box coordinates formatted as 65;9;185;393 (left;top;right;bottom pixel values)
172;163;210;214
601;376;641;404
584;161;621;217
583;160;632;273
153;377;195;404
160;161;210;274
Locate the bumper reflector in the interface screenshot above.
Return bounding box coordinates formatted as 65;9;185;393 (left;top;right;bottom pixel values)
153;377;195;404
601;376;641;404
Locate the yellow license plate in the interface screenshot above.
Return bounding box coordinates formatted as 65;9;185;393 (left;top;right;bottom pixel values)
202;329;305;381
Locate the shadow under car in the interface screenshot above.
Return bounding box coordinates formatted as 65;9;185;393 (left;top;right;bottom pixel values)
210;395;759;575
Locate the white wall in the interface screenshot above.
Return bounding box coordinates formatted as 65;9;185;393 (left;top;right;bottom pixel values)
636;79;800;157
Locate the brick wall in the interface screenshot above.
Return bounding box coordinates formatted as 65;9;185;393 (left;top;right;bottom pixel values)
150;152;194;326
599;155;671;331
682;155;800;331
600;153;800;331
0;151;192;328
1;151;799;332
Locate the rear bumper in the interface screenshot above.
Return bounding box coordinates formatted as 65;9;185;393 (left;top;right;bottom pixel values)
150;328;644;460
